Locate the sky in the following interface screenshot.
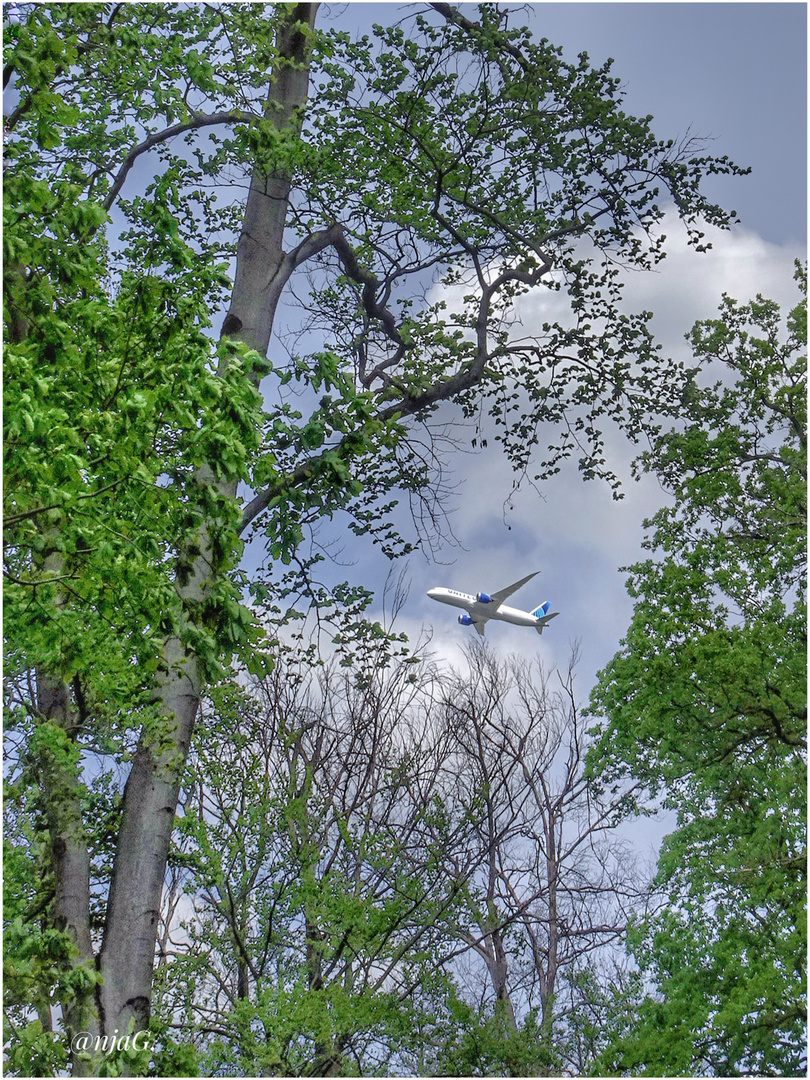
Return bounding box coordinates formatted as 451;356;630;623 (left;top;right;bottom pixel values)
302;3;806;687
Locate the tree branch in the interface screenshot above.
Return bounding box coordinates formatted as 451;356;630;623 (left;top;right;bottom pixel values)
330;228;405;346
428;3;531;72
102;109;256;212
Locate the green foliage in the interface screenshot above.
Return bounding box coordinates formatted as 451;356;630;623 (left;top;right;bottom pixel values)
147;1035;200;1078
551;964;647;1077
4;2;752;1070
4;258;264;680
3;1018;68;1079
429;994;555;1077
588;271;807;1076
2;827;96;1076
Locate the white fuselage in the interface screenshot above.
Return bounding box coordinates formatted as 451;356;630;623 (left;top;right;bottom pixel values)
426;587;541;628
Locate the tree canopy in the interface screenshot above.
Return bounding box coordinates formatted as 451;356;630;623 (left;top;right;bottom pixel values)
3;2;755;1074
588;270;807;1076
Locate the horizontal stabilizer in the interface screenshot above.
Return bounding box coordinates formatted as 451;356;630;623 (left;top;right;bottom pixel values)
535;612;559;635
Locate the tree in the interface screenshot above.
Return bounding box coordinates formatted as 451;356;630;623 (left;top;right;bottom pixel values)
146;633;643;1078
4;1;745;1068
588;270;807;1076
151;621;465;1077
427;645;643;1077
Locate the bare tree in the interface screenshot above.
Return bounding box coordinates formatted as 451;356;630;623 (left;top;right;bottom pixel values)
434;644;644;1073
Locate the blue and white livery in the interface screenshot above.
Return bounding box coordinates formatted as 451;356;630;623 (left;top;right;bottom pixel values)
427;571;559;638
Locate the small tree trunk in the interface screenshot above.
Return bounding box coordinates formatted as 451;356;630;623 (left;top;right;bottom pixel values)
539;831;560;1073
489;924;519;1033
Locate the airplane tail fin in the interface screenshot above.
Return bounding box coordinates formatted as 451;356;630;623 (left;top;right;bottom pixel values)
531;601;552;618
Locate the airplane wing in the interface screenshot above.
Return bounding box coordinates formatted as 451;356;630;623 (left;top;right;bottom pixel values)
490;571;540;608
473;619;486;638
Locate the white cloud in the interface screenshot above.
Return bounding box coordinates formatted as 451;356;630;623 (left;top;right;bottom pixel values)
616;213;804;348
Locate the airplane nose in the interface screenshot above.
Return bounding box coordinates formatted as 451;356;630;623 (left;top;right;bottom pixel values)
426;588;439;600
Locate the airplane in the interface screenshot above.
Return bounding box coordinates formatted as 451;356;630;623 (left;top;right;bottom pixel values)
427;571;559;638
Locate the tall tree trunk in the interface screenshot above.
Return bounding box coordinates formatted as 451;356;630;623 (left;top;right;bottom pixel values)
95;2;320;1044
484;917;518;1034
11;274;98;1071
37;666;99;1075
35;544;99;1074
97;632;205;1038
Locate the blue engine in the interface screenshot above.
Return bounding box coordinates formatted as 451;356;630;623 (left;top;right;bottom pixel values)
458;613;473;626
476;592;493;604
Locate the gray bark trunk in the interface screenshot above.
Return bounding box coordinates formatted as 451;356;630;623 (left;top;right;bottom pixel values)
224;4;319;354
37;667;99;1073
35;545;99;1074
95;2;320;1045
484;918;518;1034
97;634;204;1037
538;821;559;1075
38;677;93;962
